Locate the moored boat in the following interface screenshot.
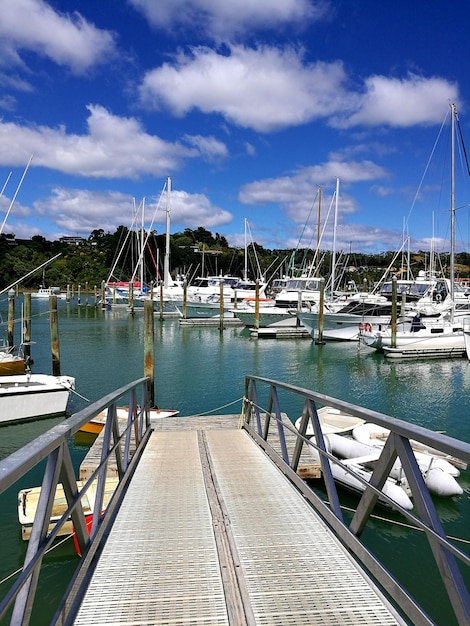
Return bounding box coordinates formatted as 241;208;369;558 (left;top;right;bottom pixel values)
294;405;365;436
80;405;179;434
306;433;414;510
18;476;118;540
0;373;75;424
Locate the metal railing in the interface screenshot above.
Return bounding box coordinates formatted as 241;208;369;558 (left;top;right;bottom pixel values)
242;375;470;626
0;377;152;626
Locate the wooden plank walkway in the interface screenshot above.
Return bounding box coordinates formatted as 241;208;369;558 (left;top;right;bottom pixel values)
73;418;406;625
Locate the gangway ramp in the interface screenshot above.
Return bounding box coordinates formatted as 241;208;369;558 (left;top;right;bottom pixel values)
73;427;405;625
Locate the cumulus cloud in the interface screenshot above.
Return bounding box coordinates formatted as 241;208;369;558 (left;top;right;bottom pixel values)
183;134;228;161
29;186;233;236
0;0;117;74
139;45;459;133
237;159;390;249
333;74;459;128
239;160;387;206
0;105;225;178
139;45;348;132
130;0;328;40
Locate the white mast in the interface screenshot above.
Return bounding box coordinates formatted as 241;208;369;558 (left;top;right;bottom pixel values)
244;218;248;282
330;177;339;296
140;198;145;290
450;103;456;303
164;176;171;288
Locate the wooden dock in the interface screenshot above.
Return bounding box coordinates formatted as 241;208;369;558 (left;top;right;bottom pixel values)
73;415;405;625
250;326;310;338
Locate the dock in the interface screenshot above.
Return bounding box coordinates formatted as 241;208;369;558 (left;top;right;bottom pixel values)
250;326;310;338
4;375;469;626
179;316;243;326
73;414;404;625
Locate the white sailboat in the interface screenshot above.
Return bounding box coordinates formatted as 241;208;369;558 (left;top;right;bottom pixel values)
365;104;467;358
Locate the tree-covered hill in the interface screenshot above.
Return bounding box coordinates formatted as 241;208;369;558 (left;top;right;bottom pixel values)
0;228;468;293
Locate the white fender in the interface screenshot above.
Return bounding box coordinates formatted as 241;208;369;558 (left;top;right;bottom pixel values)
424;468;463;497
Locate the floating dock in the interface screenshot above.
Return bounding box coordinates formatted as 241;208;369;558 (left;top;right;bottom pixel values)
250;326;311;338
73;414;405;625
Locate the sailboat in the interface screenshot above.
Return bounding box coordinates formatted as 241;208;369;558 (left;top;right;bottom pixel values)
365;104;468;358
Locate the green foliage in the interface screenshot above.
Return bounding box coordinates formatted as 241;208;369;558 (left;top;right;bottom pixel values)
0;229;468;292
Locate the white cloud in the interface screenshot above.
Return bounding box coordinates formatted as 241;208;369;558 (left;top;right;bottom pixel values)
239;160;387;206
0;0;117;74
333;74;459;128
139;45;459;133
130;0;328;40
183;135;228;161
169;190;232;228
0;105;221;178
139;45;348;132
29;186;233;237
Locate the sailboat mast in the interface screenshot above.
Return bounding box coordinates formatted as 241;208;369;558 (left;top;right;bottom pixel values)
140;198;145;289
244;218;248;282
450;104;456;303
164;176;171;288
330;178;339;296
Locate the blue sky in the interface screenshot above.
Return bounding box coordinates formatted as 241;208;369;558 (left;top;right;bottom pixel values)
0;0;469;254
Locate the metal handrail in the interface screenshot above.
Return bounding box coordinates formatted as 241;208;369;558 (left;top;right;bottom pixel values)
242;375;470;626
0;376;152;626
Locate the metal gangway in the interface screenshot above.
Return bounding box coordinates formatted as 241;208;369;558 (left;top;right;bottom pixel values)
0;376;469;625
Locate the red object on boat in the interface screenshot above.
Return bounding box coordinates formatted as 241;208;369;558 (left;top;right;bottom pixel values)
73;514;94;557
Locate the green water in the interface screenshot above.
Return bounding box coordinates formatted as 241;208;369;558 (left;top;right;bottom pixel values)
0;299;469;625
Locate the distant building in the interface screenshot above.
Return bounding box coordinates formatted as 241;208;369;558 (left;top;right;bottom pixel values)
59;236;86;245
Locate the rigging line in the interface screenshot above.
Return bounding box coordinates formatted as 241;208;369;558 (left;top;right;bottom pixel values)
404;109;449;233
456;116;470;177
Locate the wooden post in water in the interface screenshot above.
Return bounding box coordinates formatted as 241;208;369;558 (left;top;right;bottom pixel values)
391;275;397;348
77;284;81;306
85;281;89;306
129;282;134;314
159;282;164;321
315;278;326;344
7;289;15;348
144;299;155;407
23;293;31;365
66;284;71;303
219;279;224;331
183;281;187;318
255;281;260;330
49;295;61;376
101;281;106;310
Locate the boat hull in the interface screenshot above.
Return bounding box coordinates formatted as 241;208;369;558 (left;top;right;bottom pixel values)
80;406;180;434
0;374;75;424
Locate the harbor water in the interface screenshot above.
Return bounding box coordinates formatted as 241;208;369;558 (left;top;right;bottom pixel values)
0;297;469;625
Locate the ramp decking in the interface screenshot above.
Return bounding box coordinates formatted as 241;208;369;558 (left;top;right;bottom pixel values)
73;424;405;625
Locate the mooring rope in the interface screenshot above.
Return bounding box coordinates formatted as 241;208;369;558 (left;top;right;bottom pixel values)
183;395;245;418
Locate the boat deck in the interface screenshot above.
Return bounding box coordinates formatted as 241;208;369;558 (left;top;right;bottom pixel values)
73;419;405;625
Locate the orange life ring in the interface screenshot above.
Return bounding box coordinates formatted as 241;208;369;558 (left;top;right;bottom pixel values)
364;322;373;332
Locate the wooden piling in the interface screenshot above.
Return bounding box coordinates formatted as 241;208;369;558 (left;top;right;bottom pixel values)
219;279;224;331
391;275;397;348
255;281;260;330
101;281;107;310
315;278;326;345
144;299;155;407
49;295;61;376
7;289;15;348
23;293;31;364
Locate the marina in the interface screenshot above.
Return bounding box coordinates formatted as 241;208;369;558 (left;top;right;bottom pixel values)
0;297;469;625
